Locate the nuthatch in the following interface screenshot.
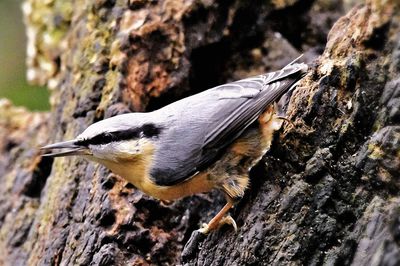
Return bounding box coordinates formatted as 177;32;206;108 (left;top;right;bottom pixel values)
42;59;307;234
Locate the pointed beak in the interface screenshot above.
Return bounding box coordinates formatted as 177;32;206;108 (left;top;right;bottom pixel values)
40;140;91;157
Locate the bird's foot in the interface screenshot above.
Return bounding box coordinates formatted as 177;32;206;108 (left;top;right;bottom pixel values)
198;223;210;234
183;211;237;260
198;215;237;234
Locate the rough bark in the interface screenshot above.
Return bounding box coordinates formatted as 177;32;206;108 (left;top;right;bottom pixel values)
0;0;399;265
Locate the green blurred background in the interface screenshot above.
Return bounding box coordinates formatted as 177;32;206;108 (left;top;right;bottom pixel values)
0;0;50;111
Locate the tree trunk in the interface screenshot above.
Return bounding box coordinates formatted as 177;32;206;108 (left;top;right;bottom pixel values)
0;0;399;265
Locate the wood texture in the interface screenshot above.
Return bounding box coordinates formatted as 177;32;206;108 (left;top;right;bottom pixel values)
0;0;399;265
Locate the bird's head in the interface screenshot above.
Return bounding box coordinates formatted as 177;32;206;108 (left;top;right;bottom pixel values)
41;113;162;167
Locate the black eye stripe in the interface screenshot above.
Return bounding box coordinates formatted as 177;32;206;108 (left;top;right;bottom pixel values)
141;123;162;138
76;123;162;146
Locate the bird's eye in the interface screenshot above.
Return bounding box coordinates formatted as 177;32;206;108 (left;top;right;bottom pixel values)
75;138;89;147
89;132;115;145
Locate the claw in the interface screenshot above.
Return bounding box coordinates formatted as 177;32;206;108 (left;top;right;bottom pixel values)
197;201;236;234
219;215;237;232
275;116;294;127
197;215;237;234
198;223;210;234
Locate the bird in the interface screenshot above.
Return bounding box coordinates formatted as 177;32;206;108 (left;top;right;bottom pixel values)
41;58;308;234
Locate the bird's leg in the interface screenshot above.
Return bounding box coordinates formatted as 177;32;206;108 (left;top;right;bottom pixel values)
198;198;236;234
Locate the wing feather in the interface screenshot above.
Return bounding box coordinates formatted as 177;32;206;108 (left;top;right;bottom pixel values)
149;63;307;186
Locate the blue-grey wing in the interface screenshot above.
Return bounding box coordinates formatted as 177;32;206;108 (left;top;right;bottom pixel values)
149;63;307;186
